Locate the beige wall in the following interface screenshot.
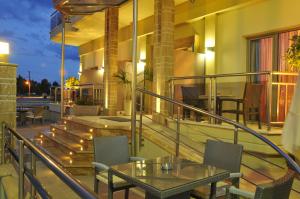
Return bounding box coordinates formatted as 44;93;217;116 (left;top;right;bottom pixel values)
216;0;300;75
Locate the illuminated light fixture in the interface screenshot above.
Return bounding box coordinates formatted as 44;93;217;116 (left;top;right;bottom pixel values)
137;61;146;74
64;127;67;131
69;151;73;155
80;139;84;143
98;66;104;76
52;133;55;137
40;140;43;144
69;159;73;164
104;125;108;128
156;98;161;113
0;42;9;55
89;128;93;133
64;121;67;124
52;128;55;131
89;135;93;140
80;146;83;151
40;135;44;138
25;80;30;85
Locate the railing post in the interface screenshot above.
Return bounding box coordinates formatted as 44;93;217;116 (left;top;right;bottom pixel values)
208;78;212;123
19;140;24;199
234;126;238;144
267;72;272;131
176;107;180;157
1;123;5;164
213;77;217;124
139;93;143;151
31;154;36;198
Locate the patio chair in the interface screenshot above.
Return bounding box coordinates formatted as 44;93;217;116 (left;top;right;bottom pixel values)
191;140;243;199
181;86;205;121
225;170;295;199
93;136;144;198
218;83;263;129
26;106;45;124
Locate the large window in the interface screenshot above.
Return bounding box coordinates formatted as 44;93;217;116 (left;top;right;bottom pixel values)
249;29;300;123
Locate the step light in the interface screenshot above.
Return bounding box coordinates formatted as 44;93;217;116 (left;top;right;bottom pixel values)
40;135;44;138
80;139;84;143
69;151;73;155
104;125;108;128
64;127;67;131
64;121;67;125
89;135;93;140
69;159;73;164
52;128;55;131
52;133;55;137
80;146;83;151
89;128;93;133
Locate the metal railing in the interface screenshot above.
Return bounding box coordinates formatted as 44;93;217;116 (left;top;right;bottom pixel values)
136;88;300;174
1;122;98;199
169;71;299;130
50;84;104;105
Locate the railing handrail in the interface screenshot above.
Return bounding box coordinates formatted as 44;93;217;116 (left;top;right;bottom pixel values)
2;123;97;199
136;88;300;174
169;71;298;81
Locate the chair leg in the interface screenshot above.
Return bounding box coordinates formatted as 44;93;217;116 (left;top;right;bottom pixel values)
125;188;129;199
242;110;247;127
94;174;99;193
257;109;262;129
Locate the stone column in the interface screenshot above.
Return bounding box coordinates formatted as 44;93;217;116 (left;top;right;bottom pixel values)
104;7;119;116
0;62;17;161
153;0;175;117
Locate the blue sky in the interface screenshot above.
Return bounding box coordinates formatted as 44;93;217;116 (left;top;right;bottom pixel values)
0;0;79;83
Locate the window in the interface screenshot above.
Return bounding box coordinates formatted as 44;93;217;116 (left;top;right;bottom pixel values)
248;29;300;123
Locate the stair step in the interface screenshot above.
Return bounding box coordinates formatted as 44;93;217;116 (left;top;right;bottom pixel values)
51;124;93;141
38;131;93;154
34;138;92;167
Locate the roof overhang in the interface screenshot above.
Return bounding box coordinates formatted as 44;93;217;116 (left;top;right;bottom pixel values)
52;0;129;15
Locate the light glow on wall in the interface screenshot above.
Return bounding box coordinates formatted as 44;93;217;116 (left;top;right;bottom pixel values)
137;61;145;74
0;42;9;55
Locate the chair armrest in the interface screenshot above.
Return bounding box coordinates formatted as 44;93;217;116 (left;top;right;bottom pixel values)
92;162;109;170
129;156;145;162
229;172;243;179
227;186;255;199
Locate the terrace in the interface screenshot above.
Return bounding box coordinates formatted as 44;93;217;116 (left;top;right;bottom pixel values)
0;0;300;199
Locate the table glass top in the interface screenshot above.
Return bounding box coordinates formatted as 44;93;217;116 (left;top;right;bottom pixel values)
110;156;228;191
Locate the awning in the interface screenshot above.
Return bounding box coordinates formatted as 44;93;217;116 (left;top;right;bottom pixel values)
52;0;128;15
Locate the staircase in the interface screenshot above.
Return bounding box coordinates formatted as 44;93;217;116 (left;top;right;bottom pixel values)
33;117;131;175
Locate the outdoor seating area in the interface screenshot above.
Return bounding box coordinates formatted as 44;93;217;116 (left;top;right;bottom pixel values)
2;0;300;198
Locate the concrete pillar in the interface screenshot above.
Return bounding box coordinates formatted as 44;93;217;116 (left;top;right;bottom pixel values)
0;62;17;161
153;0;175;116
104;7;119;116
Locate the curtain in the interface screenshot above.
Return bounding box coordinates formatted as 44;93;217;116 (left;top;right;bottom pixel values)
259;37;273;122
277;30;300;121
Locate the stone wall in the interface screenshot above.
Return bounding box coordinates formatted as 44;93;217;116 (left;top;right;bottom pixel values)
0;62;17;162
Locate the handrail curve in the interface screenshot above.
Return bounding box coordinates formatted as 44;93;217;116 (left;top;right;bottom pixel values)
3;123;98;199
136;88;300;174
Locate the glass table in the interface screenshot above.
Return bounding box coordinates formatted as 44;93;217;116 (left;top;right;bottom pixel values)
108;156;230;199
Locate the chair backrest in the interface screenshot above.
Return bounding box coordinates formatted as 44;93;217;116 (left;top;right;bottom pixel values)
33;107;45;117
203;140;243;173
93;136;130;167
243;83;263;109
181;86;201;103
254;170;295;199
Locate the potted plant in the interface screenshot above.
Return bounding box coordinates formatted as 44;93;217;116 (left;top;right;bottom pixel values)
114;69;132;115
282;35;300;161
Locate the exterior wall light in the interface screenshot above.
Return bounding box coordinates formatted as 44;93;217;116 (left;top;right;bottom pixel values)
0;42;9;55
0;41;10;62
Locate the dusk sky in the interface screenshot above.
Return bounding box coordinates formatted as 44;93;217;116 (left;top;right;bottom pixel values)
0;0;79;83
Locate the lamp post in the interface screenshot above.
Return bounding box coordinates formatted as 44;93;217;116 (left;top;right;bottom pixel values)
25;80;31;96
